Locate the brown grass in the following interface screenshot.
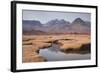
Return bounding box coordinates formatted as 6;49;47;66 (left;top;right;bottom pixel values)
22;34;91;63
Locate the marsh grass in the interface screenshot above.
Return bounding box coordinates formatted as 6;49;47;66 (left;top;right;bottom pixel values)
22;34;91;63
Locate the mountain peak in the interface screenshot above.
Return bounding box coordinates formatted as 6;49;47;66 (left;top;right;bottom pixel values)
72;18;85;25
46;19;70;26
73;18;84;22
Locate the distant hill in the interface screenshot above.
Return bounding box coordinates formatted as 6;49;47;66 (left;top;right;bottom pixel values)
46;19;70;27
23;18;90;35
23;29;47;35
23;20;43;31
45;19;70;33
69;18;90;34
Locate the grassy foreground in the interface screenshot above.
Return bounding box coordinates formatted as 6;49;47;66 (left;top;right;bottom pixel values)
22;34;91;63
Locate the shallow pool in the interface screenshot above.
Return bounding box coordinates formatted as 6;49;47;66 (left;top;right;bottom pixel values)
39;44;91;61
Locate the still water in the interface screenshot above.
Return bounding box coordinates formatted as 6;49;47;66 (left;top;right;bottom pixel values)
39;44;90;61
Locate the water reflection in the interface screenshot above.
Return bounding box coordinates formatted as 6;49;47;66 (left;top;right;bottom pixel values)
47;44;60;52
39;44;91;61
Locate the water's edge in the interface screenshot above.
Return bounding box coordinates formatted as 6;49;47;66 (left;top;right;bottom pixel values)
39;44;91;61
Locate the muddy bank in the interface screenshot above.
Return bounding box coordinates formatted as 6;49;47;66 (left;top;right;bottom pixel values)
22;45;47;63
60;43;91;54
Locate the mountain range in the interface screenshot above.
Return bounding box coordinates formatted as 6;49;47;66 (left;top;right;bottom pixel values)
23;18;91;35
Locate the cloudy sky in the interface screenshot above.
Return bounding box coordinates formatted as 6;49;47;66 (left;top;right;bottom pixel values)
22;10;91;24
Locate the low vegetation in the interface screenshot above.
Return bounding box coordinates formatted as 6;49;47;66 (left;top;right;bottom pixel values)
22;34;91;63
